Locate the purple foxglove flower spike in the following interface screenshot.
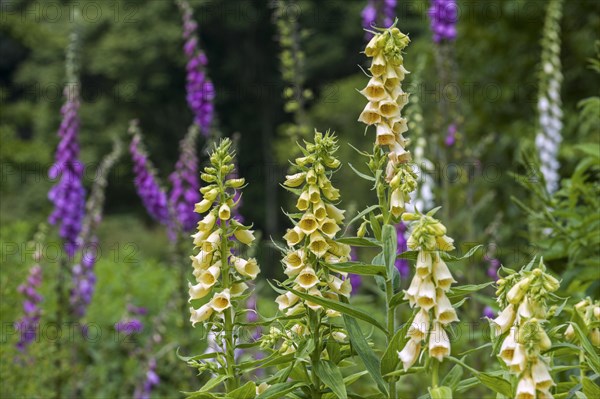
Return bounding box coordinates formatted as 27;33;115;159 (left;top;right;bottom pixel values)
48;33;86;258
362;0;397;39
178;0;215;135
428;0;458;43
395;222;410;278
445;123;457;147
168;125;201;239
129;120;170;225
15;264;43;353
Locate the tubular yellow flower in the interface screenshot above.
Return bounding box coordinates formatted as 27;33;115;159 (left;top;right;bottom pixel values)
327;275;352;298
232;256;260;279
416;277;436;310
428;321;451;361
296;190;310;211
197;212;216;232
296;267;319;289
313;201;327;221
407;309;430;341
195;199;213;213
188;282;211;301
298;213;319;234
491;304;516;336
233;228;255;245
308;185;320;203
275;291;300;311
432;256;456;291
415;251;432;277
319;218;341;238
509;343;527;373
283;226;305;246
284;172;306;187
435;290;459;325
190;304;213;326
218;203;231;220
201;230;221;253
197;264;221;288
531;359;554;390
499;329;517;364
515;372;536;399
398;338;421;371
211;289;232;312
360;77;386;101
230;282;248;297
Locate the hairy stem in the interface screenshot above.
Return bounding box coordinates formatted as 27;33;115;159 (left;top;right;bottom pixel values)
309;310;322;399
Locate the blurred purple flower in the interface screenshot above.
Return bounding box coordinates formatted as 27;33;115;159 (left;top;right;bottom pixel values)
483;306;495;319
179;0;214;135
395;222;409;278
70;240;98;317
127;304;148;316
362;0;397;39
445;123;457;147
428;0;458;43
168;127;201;238
115;319;144;335
129;128;170;225
15;265;43;352
134;358;160;399
48;83;86;258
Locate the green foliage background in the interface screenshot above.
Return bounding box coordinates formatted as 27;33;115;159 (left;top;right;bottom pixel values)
1;0;599;398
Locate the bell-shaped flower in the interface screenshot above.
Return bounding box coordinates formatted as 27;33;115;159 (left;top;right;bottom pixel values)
284;172;306;187
230;282;249;297
379;99;400;118
296;190;310;211
307;184;321;204
435;290;459;325
491;304;516;336
432;257;456;291
305;288;323;311
191;250;213;271
499;328;517;365
404;275;422;307
360;77;386;102
309;232;330;257
192;229;210;248
313;201;327;221
232;256;260;279
375;122;396;146
436;235;455;251
296;267;319;289
327;240;351;258
194;199;212;214
201;230;221;253
218;203;231;220
319;218;341;238
531;359;554;390
358;101;382;125
517;297;533;321
370;53;386;77
429;322;451;361
197;263;221;286
197;212;216;233
416;277;436;310
190;304;213;326
210;289;231;312
398;338;421;371
407;309;430;341
321;182;340;201
284;226;305;246
509;343;527;373
507;277;531;305
515;372;536;399
416;251;432;278
324;203;345;223
275;291;299;310
390;117;408;135
388;141;410;164
390;188;405;218
234;228;255;245
284;249;305;269
298;213;319;235
189;282;211;301
328;275;351;297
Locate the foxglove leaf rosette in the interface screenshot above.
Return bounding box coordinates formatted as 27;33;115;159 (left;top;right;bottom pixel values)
489;259;561;398
276;131;351;320
397;210;458;370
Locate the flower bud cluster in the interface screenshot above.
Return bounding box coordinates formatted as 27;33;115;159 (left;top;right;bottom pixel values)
398;211;457;370
490;259;560;399
359;25;414;189
564;298;600;347
277;131;351;316
189;139;258;326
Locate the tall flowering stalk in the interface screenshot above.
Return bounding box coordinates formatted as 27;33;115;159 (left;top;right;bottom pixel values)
15;226;46;354
490;259;560;399
71;140;122;317
427;0;458;44
188;138;258;393
362;0;397;38
178;0;214;135
48;32;86;258
168;125;201;236
129;120;170;225
398;211;458;374
535;0;564;194
270;131;351;397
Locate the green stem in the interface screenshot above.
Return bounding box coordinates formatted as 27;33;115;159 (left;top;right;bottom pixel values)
54;257;69;399
309;310;322;399
220;220;238;392
431;358;440;388
447;356;479;376
385;278;396;398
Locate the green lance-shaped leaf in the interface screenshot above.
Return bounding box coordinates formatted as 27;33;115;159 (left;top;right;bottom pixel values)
476;372;513;397
314;360;347;399
321;261;387;276
226;381;256;399
256;382;307;399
